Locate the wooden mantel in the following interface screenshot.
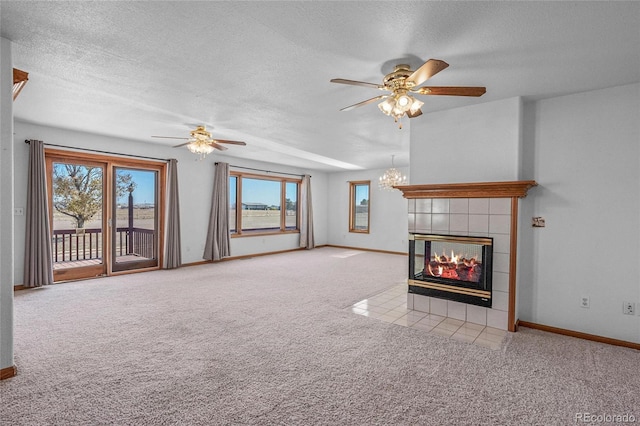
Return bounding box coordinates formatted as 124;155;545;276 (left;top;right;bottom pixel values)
395;180;537;199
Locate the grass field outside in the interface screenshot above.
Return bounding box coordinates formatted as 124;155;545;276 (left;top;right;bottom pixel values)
232;209;297;231
52;207;156;231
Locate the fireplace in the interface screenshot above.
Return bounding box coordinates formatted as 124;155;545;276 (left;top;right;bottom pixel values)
397;181;536;331
408;233;493;308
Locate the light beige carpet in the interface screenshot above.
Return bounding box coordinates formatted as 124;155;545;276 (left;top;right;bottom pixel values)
3;247;639;425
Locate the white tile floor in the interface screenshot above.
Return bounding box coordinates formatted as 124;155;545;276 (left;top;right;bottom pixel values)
348;283;507;350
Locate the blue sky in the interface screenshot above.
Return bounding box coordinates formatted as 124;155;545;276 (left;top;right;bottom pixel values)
241;178;280;206
231;177;297;207
119;169;156;205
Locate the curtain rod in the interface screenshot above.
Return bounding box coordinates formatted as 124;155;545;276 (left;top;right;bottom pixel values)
216;162;310;178
24;140;171;163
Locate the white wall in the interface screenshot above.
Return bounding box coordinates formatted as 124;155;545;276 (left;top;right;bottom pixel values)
518;83;640;343
0;37;15;373
12;121;328;284
410;97;522;184
326;168;409;254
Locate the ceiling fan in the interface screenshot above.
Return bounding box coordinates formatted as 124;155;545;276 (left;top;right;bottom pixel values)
152;125;246;159
330;58;486;128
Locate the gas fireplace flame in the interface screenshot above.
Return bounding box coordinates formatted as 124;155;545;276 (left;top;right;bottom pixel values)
433;251;472;265
427;251;480;282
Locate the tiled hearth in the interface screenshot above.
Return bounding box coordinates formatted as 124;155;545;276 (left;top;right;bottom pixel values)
347;284;507;350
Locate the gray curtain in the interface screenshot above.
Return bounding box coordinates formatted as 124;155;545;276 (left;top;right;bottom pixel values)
24;140;54;287
164;159;181;269
203;162;230;261
299;174;315;249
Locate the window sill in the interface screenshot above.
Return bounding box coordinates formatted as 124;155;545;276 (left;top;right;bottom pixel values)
231;230;300;238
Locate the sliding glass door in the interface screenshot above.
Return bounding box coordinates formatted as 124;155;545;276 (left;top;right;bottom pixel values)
112;167;159;272
48;158;107;281
46;149;166;281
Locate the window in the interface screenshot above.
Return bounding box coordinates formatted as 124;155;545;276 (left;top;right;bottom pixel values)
349;181;370;233
285;181;298;230
230;172;300;236
229;175;238;233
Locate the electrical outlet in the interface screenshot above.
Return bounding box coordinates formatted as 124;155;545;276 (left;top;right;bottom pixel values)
580;296;590;308
14;207;24;216
622;302;635;315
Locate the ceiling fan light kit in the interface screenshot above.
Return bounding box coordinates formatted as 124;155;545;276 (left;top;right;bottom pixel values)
186;139;215;159
377;90;424;128
331;59;486;129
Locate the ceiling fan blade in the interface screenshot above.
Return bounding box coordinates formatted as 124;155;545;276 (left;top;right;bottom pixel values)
213;139;247;146
407;109;423;118
172;142;193;148
152;135;189;140
340;95;387;111
330;78;384;90
407;59;449;86
414;86;486;97
210;141;228;151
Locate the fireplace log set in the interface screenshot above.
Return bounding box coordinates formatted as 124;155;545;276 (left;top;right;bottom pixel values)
425;257;482;283
409;233;493;308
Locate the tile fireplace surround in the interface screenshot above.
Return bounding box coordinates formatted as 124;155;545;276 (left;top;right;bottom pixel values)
396;181;537;332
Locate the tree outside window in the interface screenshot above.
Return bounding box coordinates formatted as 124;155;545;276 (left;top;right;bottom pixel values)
53;163;135;229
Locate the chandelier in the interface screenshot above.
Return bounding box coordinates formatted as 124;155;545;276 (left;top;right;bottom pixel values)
379;155;407;190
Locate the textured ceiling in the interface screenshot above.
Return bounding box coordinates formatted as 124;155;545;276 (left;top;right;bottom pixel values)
2;1;639;171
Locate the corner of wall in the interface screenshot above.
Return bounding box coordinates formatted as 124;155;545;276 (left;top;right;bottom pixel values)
0;36;16;372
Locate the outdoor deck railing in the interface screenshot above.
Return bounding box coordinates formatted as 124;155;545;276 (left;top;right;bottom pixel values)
52;227;155;263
